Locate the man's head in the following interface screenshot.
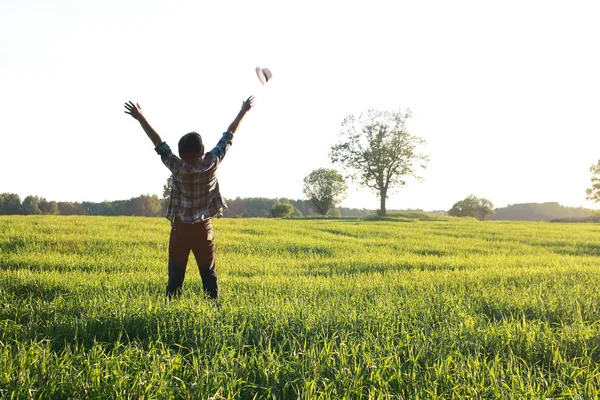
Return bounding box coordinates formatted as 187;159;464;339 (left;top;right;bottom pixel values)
178;132;204;161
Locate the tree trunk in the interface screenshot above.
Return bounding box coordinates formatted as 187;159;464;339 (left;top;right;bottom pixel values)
379;189;387;216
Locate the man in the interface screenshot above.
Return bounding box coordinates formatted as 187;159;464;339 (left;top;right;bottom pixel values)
124;96;254;298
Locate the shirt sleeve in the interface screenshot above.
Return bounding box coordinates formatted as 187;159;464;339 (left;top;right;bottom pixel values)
155;142;184;174
207;132;234;162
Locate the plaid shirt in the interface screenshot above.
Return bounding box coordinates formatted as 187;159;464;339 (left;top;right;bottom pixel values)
155;132;233;223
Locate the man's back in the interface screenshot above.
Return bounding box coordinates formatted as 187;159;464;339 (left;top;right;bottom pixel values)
155;132;234;223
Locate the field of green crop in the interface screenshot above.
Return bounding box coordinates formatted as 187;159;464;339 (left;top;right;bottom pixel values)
1;214;600;399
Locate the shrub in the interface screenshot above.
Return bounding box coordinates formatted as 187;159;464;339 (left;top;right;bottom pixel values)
270;203;294;218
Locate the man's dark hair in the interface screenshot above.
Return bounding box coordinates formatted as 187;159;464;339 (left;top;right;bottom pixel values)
178;132;204;155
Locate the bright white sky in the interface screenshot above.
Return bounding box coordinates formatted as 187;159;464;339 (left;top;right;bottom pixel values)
1;0;599;211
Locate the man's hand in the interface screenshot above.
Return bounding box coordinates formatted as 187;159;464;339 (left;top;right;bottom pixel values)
227;95;255;134
124;101;144;121
241;96;255;113
124;100;162;146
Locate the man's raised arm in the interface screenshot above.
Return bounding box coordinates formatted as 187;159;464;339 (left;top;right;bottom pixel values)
227;96;255;134
124;101;163;147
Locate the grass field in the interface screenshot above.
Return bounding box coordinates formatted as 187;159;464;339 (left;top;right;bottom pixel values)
1;214;600;399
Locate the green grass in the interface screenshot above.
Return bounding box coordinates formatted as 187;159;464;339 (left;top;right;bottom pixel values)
1;214;600;399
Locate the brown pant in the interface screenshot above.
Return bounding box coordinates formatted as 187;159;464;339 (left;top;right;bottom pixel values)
166;218;219;298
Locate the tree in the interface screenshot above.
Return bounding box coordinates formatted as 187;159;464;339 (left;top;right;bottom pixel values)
489;202;590;221
99;200;115;216
57;202;73;215
270;203;294;218
142;194;162;217
246;198;278;217
586;160;600;203
39;198;59;215
22;195;42;215
57;202;85;215
222;197;248;218
129;194;162;217
327;207;342;217
1;193;22;215
329;109;428;216
162;176;172;212
302;168;348;216
448;195;494;220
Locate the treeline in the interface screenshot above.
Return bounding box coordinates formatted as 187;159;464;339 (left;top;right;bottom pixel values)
222;197;374;218
488;202;591;221
0;193;374;218
5;191;590;220
0;193;164;216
